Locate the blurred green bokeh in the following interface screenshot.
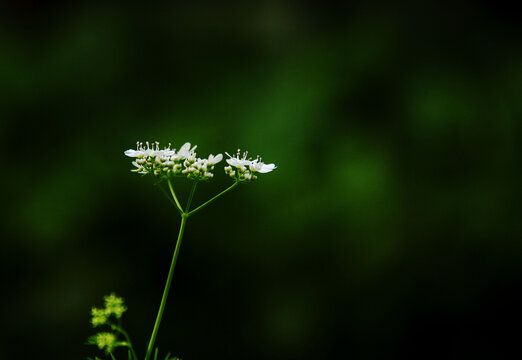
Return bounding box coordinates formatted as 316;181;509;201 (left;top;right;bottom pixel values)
1;1;521;359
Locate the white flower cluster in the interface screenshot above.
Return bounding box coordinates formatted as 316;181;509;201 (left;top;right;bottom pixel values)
224;149;276;181
124;141;223;181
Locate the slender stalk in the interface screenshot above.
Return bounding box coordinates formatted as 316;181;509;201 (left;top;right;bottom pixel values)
185;182;198;212
114;324;138;360
187;181;239;217
145;215;188;360
157;183;177;208
167;179;184;214
145;180;239;360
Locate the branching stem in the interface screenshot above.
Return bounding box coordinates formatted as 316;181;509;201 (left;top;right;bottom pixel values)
114;324;138;360
185;182;197;212
145;180;239;360
167;179;184;214
187;181;239;217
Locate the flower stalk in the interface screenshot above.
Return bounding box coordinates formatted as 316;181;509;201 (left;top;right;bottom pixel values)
167;179;183;214
145;214;188;360
88;141;276;360
145;179;237;360
187;181;239;217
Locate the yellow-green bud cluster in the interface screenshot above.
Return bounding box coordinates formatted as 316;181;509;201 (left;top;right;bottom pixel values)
91;307;108;327
104;293;127;319
88;293;130;356
90;293;127;327
92;332;117;353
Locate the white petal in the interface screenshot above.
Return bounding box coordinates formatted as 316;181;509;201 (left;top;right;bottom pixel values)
249;160;261;172
125;149;143;157
209;153;223;164
258;163;276;173
179;142;191;153
227;158;250;167
156;150;175;156
227;158;238;166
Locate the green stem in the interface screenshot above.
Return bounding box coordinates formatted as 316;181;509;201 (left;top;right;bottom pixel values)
145;215;188;360
187;181;239;217
185;182;198;212
167;179;184;214
114;325;138;360
157;183;177;208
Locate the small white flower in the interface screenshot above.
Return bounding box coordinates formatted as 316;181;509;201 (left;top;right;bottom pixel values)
207;153;223;165
155;149;175;157
226;158;251;167
124;148;155;157
224;149;275;181
225;152;251;167
125;141;237;181
183;155;220;181
125;141;177;176
176;142;197;160
249;159;276;173
124;141;174;158
124;149;144;158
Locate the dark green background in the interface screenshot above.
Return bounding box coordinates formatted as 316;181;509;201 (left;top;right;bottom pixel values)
1;1;521;359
